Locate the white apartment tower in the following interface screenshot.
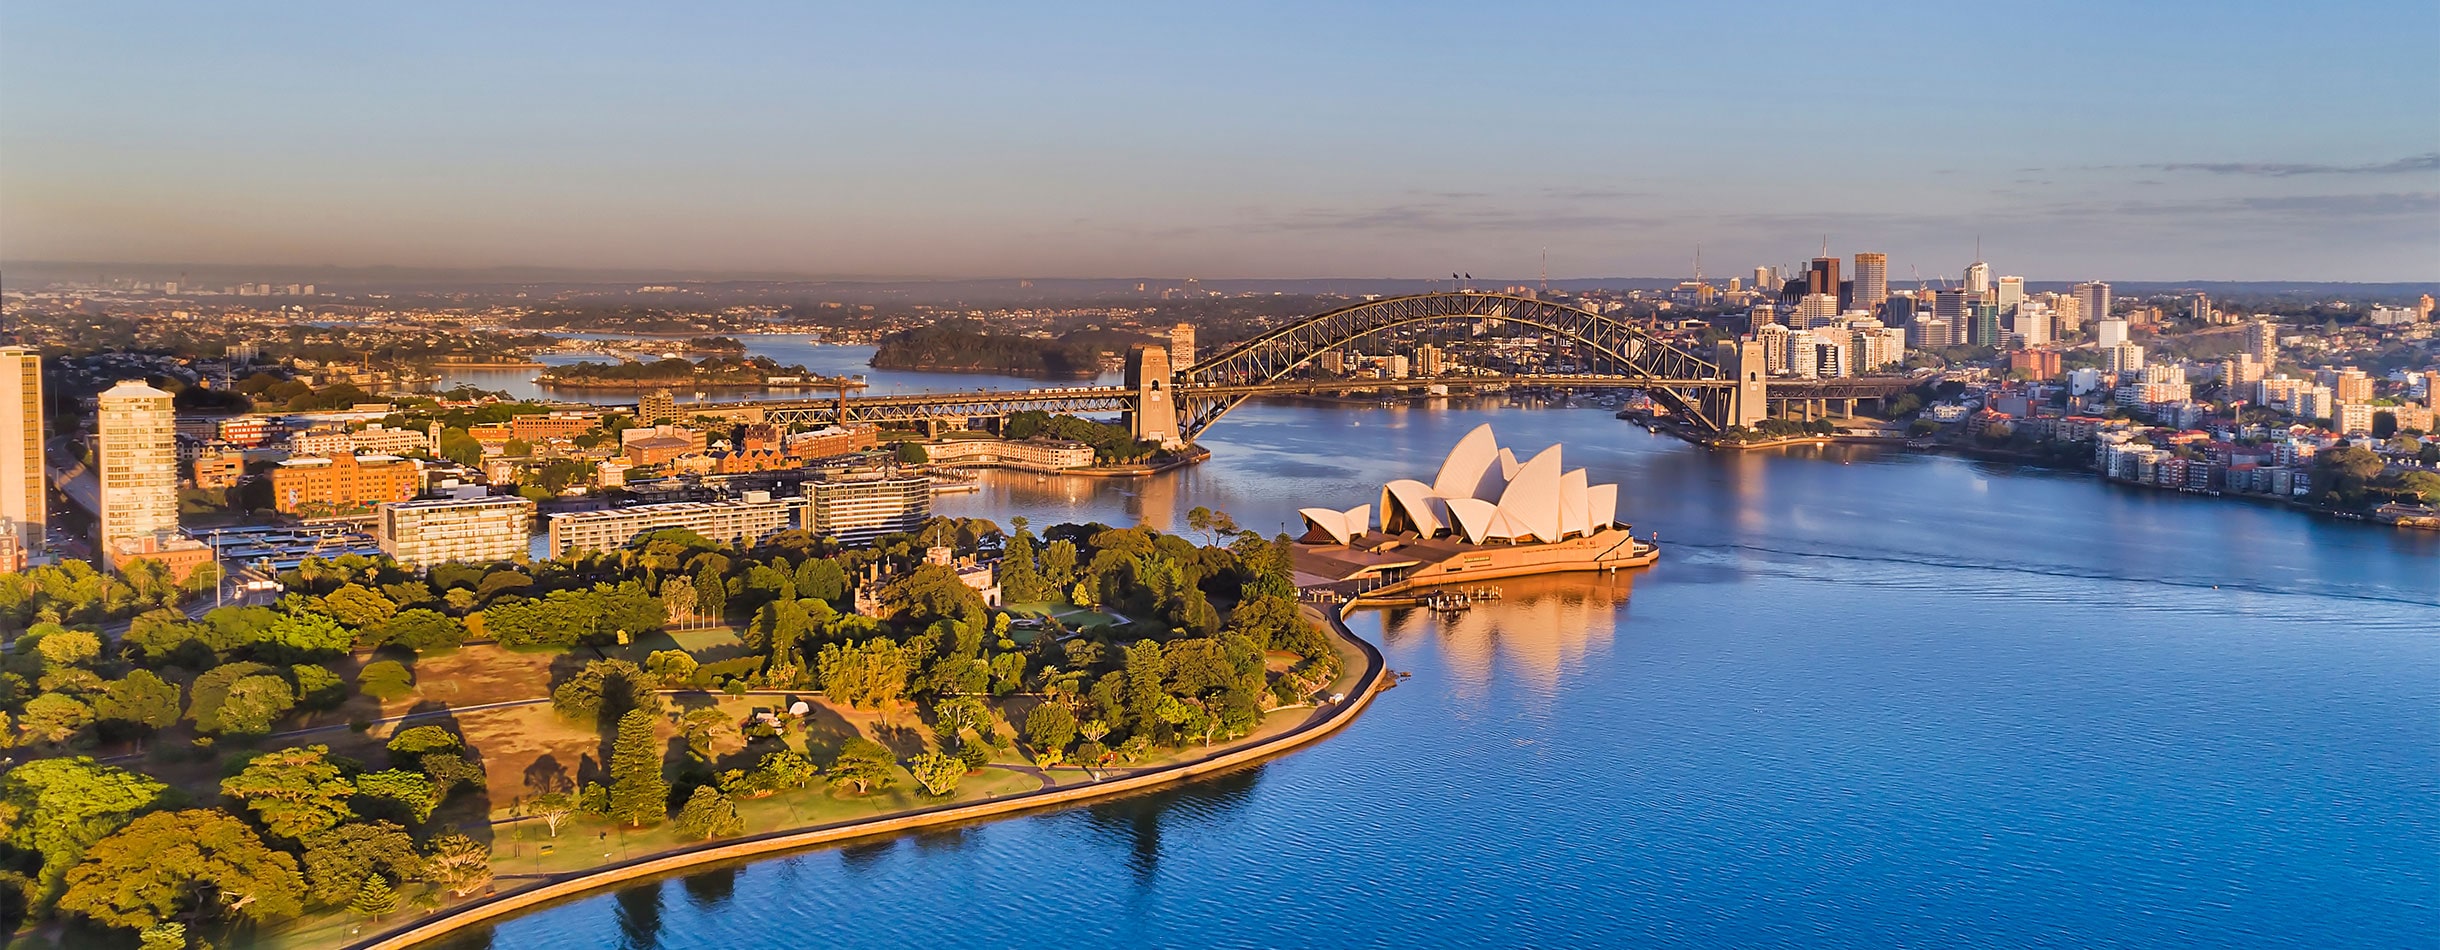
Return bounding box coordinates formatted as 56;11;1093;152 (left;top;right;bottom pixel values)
0;347;44;562
96;380;180;553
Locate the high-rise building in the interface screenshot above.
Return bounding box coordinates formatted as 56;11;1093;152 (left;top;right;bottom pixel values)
2104;342;2146;373
1787;328;1820;378
2097;318;2131;349
1807;257;1840;302
1850;253;1888;314
0;347;44;564
1909;315;1952;351
1755;324;1792;375
1317;350;1346;375
377;493;536;567
1964;262;1991;296
1167;323;1196;372
2191;293;2212;324
1752;266;1771;295
2245;320;2278;366
96;380;179;554
1415;344;1444;377
2011;303;2053;348
2073;281;2112;330
1996;276;2024;314
1796;293;1840;328
1933;290;1973;345
1969;303;2003;348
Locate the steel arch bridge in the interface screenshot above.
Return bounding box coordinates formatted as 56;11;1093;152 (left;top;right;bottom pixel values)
1170;292;1732;438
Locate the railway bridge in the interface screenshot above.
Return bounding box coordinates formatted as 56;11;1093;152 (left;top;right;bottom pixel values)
693;293;1916;441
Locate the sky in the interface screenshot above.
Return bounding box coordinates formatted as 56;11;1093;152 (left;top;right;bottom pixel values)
3;1;2436;282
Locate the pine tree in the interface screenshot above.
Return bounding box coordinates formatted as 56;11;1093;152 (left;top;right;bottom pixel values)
694;564;728;622
607;708;668;827
350;874;401;921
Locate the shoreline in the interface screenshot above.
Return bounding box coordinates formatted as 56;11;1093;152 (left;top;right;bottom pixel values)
350;602;1387;950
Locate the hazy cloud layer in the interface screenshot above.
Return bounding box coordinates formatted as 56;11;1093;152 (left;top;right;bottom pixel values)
2143;153;2440;177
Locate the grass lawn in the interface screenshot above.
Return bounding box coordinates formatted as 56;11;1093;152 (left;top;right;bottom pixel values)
606;626;745;663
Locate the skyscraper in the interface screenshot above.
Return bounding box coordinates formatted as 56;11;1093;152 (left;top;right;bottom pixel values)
1996;276;2024;314
1807;257;1840;302
97;380;180;558
0;347;44;567
1850;253;1888;314
1963;261;1991;297
1933;289;1973;346
2073;281;2112;330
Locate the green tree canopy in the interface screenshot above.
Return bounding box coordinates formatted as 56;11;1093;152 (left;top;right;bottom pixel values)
606;708;667;827
57;809;305;932
221;745;357;840
0;757;171;904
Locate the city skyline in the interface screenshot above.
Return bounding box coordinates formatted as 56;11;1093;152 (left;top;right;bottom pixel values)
3;2;2435;282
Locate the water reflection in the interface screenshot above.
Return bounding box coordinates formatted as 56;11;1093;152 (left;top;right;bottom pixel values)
1081;765;1266;886
1368;573;1634;700
613;881;664;950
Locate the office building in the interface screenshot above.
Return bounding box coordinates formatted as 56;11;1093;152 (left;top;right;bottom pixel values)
1996;276;2024;314
2097;318;2131;348
2073;281;2112;329
376;493;535;567
1796;293;1840;328
1415;344;1444;376
1909;316;1953;351
1968;303;2003;348
1932;290;1973;345
1168;323;1196;373
1852;325;1906;372
806;473;930;546
194;451;246;491
1806;257;1840;303
1747;302;1778;330
1317;350;1346;375
0;347;44;562
1850;253;1887;314
271;453;423;515
96;380;180;553
1964;261;1991;296
549;491;808;558
2011;302;2053;348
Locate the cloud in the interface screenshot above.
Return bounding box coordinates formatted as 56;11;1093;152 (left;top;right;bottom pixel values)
1245;201;1665;233
2141;152;2440;177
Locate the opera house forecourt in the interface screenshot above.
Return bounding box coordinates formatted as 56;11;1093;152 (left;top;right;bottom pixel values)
1293;424;1658;596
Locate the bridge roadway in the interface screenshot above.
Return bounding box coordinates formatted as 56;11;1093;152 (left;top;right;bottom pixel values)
688;373;1916;429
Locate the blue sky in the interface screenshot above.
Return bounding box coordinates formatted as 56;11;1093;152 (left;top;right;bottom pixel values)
3;1;2434;281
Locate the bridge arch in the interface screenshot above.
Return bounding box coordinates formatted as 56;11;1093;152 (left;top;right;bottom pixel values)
1174;292;1728;438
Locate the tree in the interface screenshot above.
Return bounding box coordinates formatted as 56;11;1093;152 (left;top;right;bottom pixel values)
88;670;180;735
827;738;896;795
671;785;745;841
223;746;357;840
752;750;817;794
301;822;421;907
1025;703;1077;760
212;674;297;736
56;809;305;932
795;558;847;602
1042;539;1079;589
907;751;965;797
138;923;186;950
0;757;170;904
34;628;101;668
349;873;401;921
816;638;910;709
552;659;658;725
18;694;92;746
679;706;730;762
322;583;399;632
423;833;494;898
607;708;667;827
260;611;354;661
358;659;415;701
354;770;439;825
386;725;465;765
524;791;577;837
693;563;728;621
378;608;466;652
290;663;347;710
895;442;929;465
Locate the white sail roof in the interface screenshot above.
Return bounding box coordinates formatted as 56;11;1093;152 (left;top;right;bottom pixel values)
1343;424;1626;546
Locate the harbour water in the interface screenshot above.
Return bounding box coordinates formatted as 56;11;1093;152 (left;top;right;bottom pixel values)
428;397;2437;949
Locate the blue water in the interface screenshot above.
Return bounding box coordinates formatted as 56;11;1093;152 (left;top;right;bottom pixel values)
429;404;2439;950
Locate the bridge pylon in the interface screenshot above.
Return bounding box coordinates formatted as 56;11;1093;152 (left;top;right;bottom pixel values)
1717;340;1769;429
1125;345;1183;447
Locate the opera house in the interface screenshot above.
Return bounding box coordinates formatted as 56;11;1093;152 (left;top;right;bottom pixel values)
1292;424;1658;595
